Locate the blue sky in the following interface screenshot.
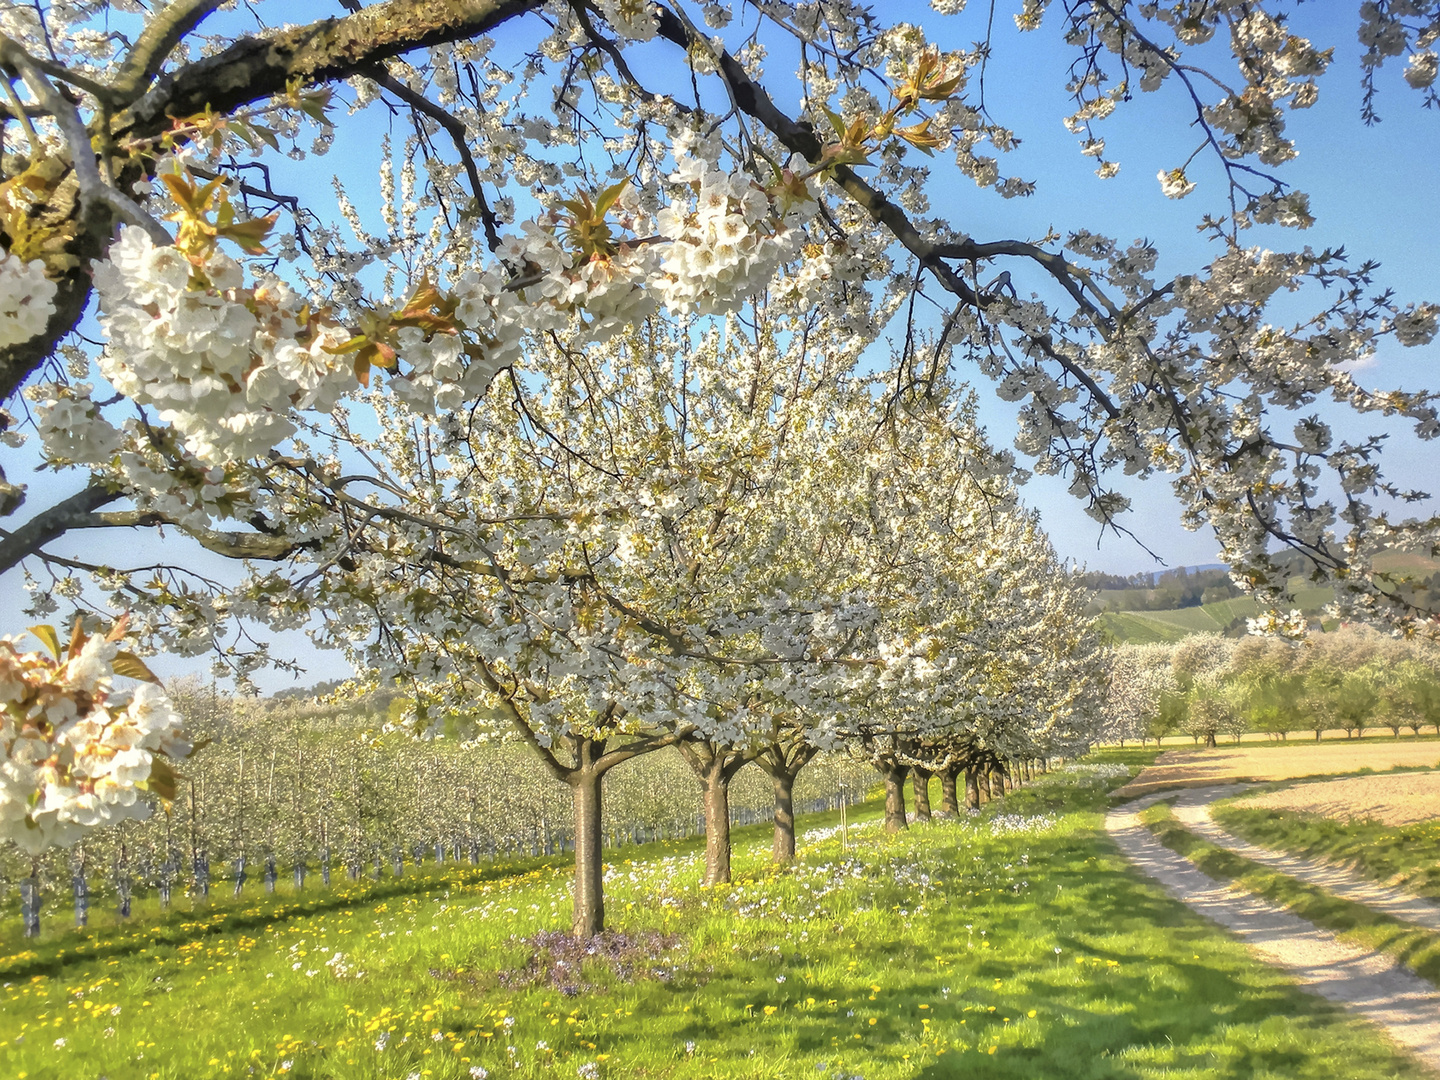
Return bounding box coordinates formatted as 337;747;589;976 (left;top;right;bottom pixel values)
911;3;1440;576
5;2;1438;691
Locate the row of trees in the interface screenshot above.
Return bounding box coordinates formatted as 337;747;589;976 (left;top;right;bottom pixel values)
5;0;1435;940
1085;566;1243;613
5;302;1108;936
1107;628;1440;746
307;311;1108;934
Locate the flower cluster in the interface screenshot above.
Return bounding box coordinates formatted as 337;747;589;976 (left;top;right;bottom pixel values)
93;228;353;464
656;142;814;314
0;252;58;348
0;622;190;853
33;383;126;465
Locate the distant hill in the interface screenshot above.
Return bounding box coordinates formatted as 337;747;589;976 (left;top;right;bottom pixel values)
1089;550;1440;643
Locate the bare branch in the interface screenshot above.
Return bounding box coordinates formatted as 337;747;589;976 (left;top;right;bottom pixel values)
0;484;123;574
109;0;225;103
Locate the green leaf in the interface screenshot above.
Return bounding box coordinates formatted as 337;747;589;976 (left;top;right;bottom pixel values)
593;179;629;219
146;757;179;802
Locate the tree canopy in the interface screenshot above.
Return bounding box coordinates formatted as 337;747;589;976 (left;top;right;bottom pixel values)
0;0;1435;644
0;0;1438;899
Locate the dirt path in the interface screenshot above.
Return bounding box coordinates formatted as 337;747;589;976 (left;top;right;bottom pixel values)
1107;790;1440;1072
1175;788;1440;932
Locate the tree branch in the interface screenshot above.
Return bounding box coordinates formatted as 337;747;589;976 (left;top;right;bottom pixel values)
356;62;502;251
89;510;311;560
117;0;544;142
109;0;226;104
0;484;123;575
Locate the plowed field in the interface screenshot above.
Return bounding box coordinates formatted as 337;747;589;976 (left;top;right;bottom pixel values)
1115;741;1440;797
1231;771;1440;825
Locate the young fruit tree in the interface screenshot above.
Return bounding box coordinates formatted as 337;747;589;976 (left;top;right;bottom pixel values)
297;293;952;931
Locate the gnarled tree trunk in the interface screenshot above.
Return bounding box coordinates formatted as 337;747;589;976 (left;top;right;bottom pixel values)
678;737;751;886
964;766;980;810
755;742;816;864
569;760;605;938
878;759;908;833
939;764;960;816
770;768;797;862
912;767;933;823
701;766;733;886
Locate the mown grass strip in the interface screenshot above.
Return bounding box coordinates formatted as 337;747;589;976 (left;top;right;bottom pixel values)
1141;802;1440;988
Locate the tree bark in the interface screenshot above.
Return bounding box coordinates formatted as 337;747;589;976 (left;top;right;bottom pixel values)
677;737;750;886
964;766;980;810
569;764;604;939
770;768;797;862
700;765;733;886
879;760;908;833
912;767;933;823
755;741;815;864
939;765;960;816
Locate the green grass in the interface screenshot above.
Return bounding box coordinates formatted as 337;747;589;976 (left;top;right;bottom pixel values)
1141;801;1440;987
1372;552;1440;575
1129;608;1224;632
1199;597;1259;626
1213;793;1440;900
1098;612;1195;643
0;754;1428;1080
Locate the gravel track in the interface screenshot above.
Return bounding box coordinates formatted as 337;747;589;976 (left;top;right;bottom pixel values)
1177;788;1440;933
1107;789;1440;1073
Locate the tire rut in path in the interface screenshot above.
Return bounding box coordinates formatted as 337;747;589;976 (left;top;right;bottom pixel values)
1178;786;1440;933
1107;789;1440;1074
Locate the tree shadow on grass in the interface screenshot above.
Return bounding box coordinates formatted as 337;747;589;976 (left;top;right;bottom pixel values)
0;855;569;981
655;827;1425;1079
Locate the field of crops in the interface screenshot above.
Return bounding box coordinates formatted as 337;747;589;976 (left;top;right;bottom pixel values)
1232;773;1440;827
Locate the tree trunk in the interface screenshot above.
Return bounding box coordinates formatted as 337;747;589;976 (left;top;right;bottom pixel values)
771;768;797;863
570;766;604;938
912;767;933;823
939;765;960;816
755;744;815;865
965;766;980;810
701;766;733;886
1205;732;1217;748
879;761;908;832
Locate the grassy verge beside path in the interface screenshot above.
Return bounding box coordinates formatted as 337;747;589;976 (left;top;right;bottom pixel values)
0;751;1427;1080
1214;791;1440;900
1142;801;1440;989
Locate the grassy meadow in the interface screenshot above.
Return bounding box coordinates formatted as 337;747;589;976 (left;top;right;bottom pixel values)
1;750;1429;1080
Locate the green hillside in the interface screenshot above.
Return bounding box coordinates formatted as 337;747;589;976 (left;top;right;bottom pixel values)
1094;552;1440;644
1098;612;1199;644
